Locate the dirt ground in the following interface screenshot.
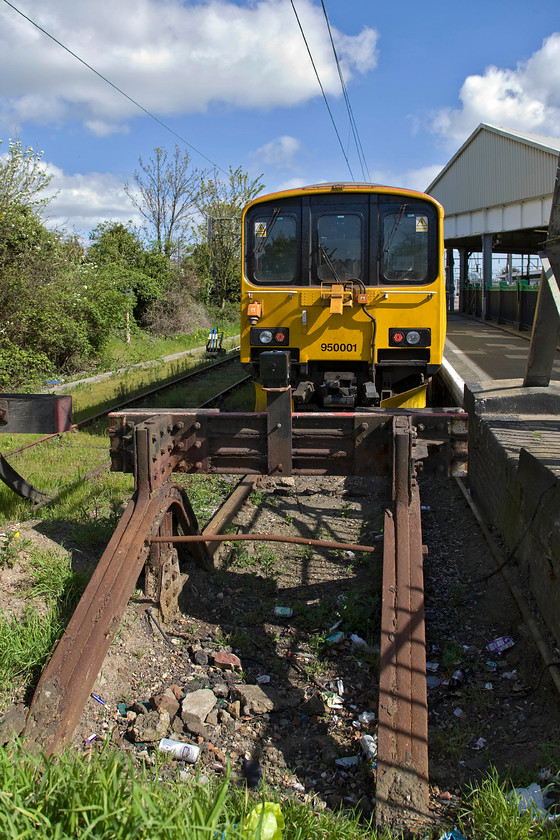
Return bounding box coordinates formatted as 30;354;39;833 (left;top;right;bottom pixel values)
3;470;560;832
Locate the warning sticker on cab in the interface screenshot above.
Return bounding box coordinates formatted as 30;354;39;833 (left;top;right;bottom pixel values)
416;215;428;233
255;222;267;237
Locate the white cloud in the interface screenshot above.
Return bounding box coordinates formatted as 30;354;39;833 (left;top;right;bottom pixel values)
430;33;560;148
369;164;445;193
0;0;379;135
42;164;141;238
252;135;301;169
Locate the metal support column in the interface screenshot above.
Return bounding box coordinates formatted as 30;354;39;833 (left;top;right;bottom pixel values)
445;247;455;312
481;233;493;319
459;248;469;314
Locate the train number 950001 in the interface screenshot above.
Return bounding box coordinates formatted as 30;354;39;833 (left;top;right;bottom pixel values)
320;342;358;352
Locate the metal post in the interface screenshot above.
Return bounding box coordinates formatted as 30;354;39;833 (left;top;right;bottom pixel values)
481;233;493;319
445;247;455;312
459;248;468;313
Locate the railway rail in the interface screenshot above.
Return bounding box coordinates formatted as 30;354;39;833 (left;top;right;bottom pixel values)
18;382;466;830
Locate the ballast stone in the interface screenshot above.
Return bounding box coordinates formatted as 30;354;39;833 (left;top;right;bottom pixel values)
181;689;217;724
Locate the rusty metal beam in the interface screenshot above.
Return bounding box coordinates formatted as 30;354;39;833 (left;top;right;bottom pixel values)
109;408;467;479
0;394;72;434
376;416;429;830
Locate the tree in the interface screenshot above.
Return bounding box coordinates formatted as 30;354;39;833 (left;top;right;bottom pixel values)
124;145;198;257
0;138;54;213
88;220;172;323
192;165;264;307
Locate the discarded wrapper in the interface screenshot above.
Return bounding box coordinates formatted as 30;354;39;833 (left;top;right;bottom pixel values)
335;755;359;768
486;635;515;654
360;734;377;760
322;692;344;709
326;632;345;644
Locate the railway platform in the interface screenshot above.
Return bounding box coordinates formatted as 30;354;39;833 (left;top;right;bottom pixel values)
442;312;560;658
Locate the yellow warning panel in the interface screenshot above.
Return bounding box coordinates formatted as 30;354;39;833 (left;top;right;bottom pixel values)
255;222;267;237
416;215;428;233
380;383;428;408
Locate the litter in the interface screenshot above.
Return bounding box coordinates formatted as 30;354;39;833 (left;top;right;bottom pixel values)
322;692;344;709
274;606;293;618
357;711;376;725
509;783;547;819
486;635;515;654
335;755;359;768
242;802;284;839
426;661;440;672
360;734;377;760
256;675;271;684
158;738;200;763
326;632;345;644
438;830;468;840
473;737;487;750
349;634;371;649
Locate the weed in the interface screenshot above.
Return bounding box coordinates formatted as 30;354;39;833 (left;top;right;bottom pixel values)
250;489;265;506
442;640;466;671
449;580;465;607
341;501;351;518
0;529;27;569
301;544;314;562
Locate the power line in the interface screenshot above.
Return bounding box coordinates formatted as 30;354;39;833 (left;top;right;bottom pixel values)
1;0;228;175
320;0;369;181
289;0;355;180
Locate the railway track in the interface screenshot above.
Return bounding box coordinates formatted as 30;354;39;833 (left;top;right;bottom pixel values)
18;392;466;831
0;352;249;504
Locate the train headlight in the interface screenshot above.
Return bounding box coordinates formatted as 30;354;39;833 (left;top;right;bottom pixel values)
259;330;273;344
406;330;421;345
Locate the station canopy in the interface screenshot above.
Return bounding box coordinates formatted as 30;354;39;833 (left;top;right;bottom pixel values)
427;123;560;254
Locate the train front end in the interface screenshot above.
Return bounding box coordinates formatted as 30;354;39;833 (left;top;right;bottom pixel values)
240;183;445;410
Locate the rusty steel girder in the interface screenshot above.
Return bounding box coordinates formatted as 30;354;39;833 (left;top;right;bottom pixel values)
376;415;429;830
109;405;467;481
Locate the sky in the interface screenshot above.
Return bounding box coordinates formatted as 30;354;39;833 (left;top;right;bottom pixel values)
1;0;559;242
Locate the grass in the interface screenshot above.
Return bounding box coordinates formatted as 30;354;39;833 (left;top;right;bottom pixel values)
0;546;90;708
459;768;560;839
0;741;389;840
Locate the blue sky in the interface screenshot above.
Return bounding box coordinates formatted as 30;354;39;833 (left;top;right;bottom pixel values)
1;0;559;240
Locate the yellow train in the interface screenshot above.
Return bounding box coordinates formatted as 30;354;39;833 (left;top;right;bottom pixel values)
240;182;446;410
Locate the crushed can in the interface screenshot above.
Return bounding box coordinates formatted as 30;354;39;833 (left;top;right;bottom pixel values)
158;738;200;763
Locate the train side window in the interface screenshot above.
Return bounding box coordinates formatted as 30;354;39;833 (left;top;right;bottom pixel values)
316;214;362;282
380;203;435;284
252;214;298;284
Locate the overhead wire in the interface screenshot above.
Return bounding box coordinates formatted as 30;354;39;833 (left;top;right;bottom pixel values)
289;0;355;180
320;0;369;181
1;0;228;175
